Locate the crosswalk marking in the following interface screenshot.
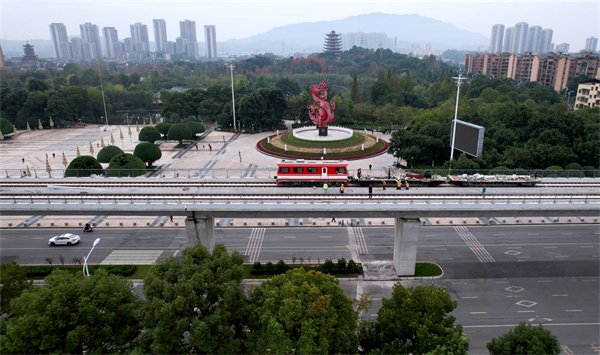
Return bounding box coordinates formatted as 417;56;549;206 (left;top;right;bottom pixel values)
245;228;266;263
454;226;495;263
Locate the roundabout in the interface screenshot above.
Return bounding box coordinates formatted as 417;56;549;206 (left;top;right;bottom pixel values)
256;129;389;160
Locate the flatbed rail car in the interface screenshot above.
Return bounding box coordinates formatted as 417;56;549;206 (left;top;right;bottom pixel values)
349;172;444;187
447;174;539;187
275;160;348;186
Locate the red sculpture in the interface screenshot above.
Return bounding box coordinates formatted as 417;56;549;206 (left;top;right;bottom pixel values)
307;80;335;127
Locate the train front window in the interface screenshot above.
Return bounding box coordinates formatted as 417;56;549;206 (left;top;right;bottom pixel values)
293;167;304;173
335;167;346;174
279;167;290;173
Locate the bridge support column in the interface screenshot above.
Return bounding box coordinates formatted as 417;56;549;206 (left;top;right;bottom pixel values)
393;218;421;276
185;214;214;252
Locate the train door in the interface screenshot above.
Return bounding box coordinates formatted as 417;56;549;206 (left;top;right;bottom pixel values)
321;167;327;180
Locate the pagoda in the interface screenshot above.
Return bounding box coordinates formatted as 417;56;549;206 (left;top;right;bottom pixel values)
323;31;342;54
22;41;38;63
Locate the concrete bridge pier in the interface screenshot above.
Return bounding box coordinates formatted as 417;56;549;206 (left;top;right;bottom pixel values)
185;213;214;252
393;218;421;276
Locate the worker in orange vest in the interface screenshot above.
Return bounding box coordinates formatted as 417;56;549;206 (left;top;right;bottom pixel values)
340;183;345;194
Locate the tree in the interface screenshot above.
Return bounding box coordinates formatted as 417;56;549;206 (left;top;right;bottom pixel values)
361;283;469;355
0;269;141;354
26;78;50;92
64;156;103;177
135;244;249;354
247;268;359;354
154;122;172;138
133;142;162;168
487;321;560;355
350;72;360;103
275;77;301;97
0;261;33;314
185;121;205;136
44;91;69;125
167;123;192;145
105;153;146;177
0;118;14;135
96;145;124;163
138;126;161;143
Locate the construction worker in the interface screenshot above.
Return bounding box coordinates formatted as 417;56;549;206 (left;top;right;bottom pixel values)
340;183;345;194
405;181;410;190
357;167;362;178
382;180;387;190
397;180;402;190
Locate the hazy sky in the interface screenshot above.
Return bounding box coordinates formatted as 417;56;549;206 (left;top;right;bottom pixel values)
1;0;598;50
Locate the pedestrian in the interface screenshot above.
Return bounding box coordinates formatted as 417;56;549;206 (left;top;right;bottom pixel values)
323;182;328;192
357;167;362;178
482;184;486;198
382;180;386;190
46;153;48;158
21;158;24;163
533;171;538;179
331;217;336;222
369;164;372;171
368;183;373;199
170;216;174;222
97;143;99;147
397;180;402;190
52;153;55;158
405;181;410;190
388;166;391;179
208;144;212;151
195;144;198;150
340;183;345;194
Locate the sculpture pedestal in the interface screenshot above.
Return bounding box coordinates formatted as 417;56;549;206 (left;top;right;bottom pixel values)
318;126;328;136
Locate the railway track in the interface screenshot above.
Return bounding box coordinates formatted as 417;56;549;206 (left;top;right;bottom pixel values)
1;180;599;189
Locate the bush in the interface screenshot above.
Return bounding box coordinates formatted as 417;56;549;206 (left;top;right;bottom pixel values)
24;265;136;277
582;166;598;177
545;165;565;177
133;142;162;168
106;153;146;177
138;126;161;143
564;162;583;170
64;156;103;177
97;145;124;163
490;166;511;175
1;117;15;135
167;123;192;144
155;123;172;137
185;121;205;136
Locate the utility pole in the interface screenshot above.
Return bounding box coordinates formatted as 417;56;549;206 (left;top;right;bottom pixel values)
450;71;466;167
98;71;109;127
227;64;236;131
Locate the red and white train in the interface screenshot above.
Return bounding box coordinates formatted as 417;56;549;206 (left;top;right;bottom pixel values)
275;160;348;186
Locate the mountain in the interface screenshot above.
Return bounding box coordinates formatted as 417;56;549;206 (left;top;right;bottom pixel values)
224;12;489;54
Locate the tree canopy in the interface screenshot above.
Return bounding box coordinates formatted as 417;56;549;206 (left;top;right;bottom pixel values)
487;321;560;355
0;269;141;354
64;156;103;177
167;123;192;144
138;126;161;143
133;142;162;168
247;268;359;354
0;261;32;315
136;244;248;354
105;153;146;177
96;145;124;163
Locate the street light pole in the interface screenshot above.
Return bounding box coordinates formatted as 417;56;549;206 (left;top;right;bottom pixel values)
98;71;109;127
567;91;575;107
83;238;101;276
450;71;466;168
227;64;236;131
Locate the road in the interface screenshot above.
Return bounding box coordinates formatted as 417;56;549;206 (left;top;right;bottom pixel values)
1;224;598;353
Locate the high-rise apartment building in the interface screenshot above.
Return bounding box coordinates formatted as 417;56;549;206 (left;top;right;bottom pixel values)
539;29;553;53
49;23;70;59
180;19;197;43
585;37;598;52
204;25;217;59
555;43;570;53
574;78;600;109
130;23;150;52
80;22;102;58
70;38;84;60
512;21;529;54
102;27;119;58
503;27;514;53
526;26;542;53
489;24;504;53
153;19;168;52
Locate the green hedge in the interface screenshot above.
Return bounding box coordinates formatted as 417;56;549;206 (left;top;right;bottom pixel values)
261;137;386;159
250;258;362;276
25;265;137;277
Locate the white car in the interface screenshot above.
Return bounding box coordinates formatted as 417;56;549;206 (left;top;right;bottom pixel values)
48;233;81;246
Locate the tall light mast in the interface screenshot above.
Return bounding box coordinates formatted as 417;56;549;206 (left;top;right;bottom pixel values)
227;64;236;131
450;72;466;164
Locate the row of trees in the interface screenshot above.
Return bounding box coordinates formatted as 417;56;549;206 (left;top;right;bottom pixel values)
0;245;561;354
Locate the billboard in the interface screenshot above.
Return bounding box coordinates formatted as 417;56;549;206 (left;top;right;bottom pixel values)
450;120;485;157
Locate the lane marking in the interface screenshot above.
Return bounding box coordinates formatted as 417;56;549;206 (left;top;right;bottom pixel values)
538;280;553;282
552;294;568;297
454;226;495;263
319;236;333;238
580;246;594;248
283;236;296;239
544;246;557;249
566;310;583;312
495;281;509;283
518;311;535;313
434;248;447;250
470;312;487;314
461;296;478;299
493;234;505;236
528;233;539;235
463;322;600;328
425;235;436;237
562;233;573;235
583;279;597;282
439;257;453;260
